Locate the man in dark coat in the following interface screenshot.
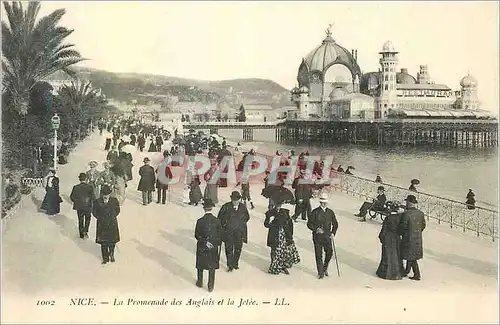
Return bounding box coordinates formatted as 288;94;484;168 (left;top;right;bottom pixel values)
217;191;250;272
137;134;146;152
307;193;339;279
93;185;121;264
195;199;223;292
292;171;313;221
356;186;387;222
70;173;94;239
138;157;156;205
399;194;426;281
155;134;163;152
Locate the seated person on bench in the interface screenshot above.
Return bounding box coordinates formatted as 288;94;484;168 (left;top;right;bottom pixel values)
355;186;387;222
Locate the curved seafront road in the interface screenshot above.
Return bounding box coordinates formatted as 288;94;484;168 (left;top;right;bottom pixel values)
2;131;498;323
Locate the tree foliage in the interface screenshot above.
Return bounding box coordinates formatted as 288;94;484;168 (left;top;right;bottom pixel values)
53;80;108;137
238;104;246;122
1;1;84;115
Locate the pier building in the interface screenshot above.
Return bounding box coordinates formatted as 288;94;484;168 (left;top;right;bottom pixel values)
290;26;494;121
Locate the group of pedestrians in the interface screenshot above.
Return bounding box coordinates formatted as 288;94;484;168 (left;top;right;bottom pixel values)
38;114;429;292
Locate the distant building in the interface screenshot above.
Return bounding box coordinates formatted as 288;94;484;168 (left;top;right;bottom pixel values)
290;26;493;120
242;104;282;122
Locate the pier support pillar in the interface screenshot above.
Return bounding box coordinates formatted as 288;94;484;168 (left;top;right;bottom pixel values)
243;128;254;141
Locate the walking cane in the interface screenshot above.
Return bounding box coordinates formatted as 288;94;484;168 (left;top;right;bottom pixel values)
331;236;341;277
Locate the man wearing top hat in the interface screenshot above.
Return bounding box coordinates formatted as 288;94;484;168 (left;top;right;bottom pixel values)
307;193;339;279
217;191;250;272
138;157;156;205
93;185;121;264
195;199;223;292
399;194;426;281
70;173;94;239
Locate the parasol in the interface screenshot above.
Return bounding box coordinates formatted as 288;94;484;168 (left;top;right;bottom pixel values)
266;186;295;204
120;144;136;154
411;179;420;185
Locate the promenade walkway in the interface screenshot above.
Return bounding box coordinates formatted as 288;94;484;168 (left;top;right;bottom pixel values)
2;132;497;323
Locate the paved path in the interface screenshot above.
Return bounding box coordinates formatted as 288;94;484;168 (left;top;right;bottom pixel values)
2;132;498;323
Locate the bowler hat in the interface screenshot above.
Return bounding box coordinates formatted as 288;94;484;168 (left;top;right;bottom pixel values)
78;173;87;181
377;186;385;191
230;191;242;200
101;185;112;196
203;199;215;209
143;157;151;163
405;194;418;204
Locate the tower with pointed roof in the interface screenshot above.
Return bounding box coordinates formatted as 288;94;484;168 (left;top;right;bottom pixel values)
377;40;399;118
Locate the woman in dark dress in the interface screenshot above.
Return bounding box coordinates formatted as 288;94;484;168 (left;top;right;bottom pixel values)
466;189;476;210
264;201;300;275
40;168;62;215
376;212;404;280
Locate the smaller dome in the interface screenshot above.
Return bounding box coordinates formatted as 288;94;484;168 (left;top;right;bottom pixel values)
381;40;396;53
460;73;477;88
299;86;309;93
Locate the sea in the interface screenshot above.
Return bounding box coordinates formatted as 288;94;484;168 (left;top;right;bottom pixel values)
157;114;498;209
217;129;499;210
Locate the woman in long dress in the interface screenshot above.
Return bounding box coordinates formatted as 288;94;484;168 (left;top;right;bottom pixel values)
203;164;219;205
40;168;62;215
376;212;404;280
264;202;300;275
86;161;101;200
97;162;116;198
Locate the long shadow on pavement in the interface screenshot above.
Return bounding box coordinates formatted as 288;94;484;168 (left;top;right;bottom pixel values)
425;248;498;278
49;213;101;260
132;239;195;285
159;230;197;254
294;237;379;278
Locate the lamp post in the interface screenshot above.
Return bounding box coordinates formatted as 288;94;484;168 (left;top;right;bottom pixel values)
51;113;61;171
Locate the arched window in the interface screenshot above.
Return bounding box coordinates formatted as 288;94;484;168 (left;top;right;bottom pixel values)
384;84;388;90
385;75;388;81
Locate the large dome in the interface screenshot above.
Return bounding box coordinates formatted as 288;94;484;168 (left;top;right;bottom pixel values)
302;33;361;77
396;68;417;84
460;73;477;88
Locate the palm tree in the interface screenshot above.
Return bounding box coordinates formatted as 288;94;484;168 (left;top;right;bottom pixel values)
2;1;84;115
54;80;106;138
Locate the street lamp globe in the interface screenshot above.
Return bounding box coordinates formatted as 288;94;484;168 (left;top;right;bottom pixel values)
51;113;61;130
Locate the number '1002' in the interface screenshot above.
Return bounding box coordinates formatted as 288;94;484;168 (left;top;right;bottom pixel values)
37;300;55;306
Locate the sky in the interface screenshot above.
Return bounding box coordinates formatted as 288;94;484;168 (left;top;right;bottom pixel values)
12;1;500;113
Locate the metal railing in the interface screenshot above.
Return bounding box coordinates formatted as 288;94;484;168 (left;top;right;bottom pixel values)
21;177;45;188
329;173;498;241
182;119;287;127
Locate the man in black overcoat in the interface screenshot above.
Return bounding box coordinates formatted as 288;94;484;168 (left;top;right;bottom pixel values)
399;194;426;281
93;185;121;265
307;193;339;279
195;199;223;292
217;191;250;272
70;173;94;239
292;170;313;221
138;157;156;205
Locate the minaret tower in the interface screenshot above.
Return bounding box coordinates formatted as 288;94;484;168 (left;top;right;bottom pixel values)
459;72;479;110
378;40;399;117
